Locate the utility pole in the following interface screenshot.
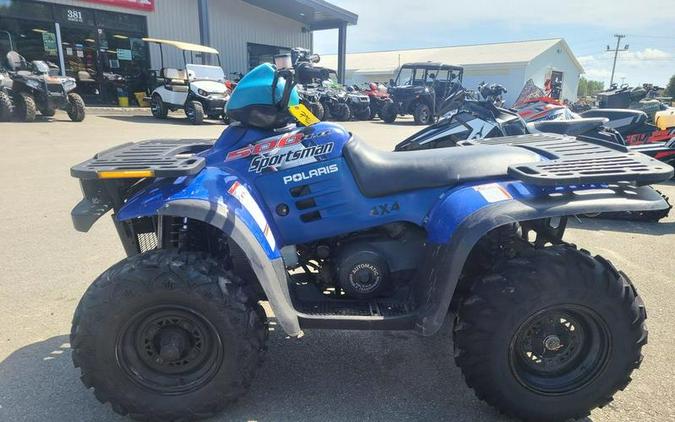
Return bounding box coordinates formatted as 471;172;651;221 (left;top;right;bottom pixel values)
606;34;629;87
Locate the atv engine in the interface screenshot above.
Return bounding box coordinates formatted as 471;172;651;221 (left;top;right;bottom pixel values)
297;223;426;300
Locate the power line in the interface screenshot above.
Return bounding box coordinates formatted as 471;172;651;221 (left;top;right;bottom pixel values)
606;34;629;86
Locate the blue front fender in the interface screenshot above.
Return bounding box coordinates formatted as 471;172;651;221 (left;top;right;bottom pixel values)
118;167;281;259
117;168;303;337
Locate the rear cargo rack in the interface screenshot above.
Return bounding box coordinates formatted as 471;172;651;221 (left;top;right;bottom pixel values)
467;133;673;186
71;139;214;179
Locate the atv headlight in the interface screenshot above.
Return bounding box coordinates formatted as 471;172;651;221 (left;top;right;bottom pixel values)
27;80;40;89
197;88;208;97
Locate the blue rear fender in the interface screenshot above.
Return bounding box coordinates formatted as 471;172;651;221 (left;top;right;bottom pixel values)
417;179;668;335
117;167;303;337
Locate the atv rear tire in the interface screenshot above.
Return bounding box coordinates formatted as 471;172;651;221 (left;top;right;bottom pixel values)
413;102;432;125
150;94;168;119
332;102;351;121
0;91;12;121
14;91;36;122
454;245;646;422
355;106;371;120
380;101;397;123
66;93;86;122
186;100;204;125
71;250;267;422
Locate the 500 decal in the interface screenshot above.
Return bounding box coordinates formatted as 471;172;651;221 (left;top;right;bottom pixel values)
249;143;333;173
225;130;332;162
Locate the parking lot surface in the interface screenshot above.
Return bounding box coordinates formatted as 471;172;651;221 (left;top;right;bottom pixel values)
1;111;674;422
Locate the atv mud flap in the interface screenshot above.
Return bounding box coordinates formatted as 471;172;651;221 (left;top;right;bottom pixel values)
415;183;669;336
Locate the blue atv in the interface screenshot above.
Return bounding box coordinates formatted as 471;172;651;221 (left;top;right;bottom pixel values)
70;54;672;422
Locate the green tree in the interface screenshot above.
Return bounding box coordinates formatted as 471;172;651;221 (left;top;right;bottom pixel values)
578;76;605;97
666;74;675;98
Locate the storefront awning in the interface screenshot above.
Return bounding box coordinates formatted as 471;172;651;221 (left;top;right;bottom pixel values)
242;0;358;30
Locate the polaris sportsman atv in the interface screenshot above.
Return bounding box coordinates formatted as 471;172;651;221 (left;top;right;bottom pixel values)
146;38;231;125
70;52;672;422
381;62;463;125
5;51;85;122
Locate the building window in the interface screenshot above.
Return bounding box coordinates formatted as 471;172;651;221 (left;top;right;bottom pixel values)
247;43;290;70
0;0;150;105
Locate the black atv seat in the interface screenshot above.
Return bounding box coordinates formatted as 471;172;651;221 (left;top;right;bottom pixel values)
527;118;608;136
343;136;541;197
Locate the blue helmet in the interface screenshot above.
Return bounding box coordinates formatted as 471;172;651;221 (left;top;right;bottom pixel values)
226;63;300;129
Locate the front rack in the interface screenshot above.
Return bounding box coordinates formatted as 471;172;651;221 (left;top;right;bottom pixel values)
71;139;215;179
467;133;673;186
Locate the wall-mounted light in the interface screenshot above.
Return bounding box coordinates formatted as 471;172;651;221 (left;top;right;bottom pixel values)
113;34;128;39
32;28;47;33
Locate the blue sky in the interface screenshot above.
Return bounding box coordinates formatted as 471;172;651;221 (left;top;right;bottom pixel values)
314;0;675;87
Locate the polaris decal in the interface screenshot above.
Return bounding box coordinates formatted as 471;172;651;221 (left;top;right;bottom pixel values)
225;130;332;162
283;163;338;184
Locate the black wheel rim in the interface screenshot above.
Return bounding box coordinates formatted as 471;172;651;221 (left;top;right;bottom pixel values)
116;305;223;395
509;305;610;395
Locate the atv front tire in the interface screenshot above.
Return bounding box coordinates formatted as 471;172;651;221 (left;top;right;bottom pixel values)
150;94;168;119
332;102;351;121
380;101;397;123
454;244;646;422
71;250;267;422
14;91;36;122
66;93;86;122
186;100;204;125
0;91;12;121
413;102;432;125
355;106;371;120
309;101;325;121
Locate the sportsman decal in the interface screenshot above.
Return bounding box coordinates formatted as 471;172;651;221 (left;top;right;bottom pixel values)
249;143;334;173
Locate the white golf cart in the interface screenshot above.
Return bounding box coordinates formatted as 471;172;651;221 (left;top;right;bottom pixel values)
144;38;230;124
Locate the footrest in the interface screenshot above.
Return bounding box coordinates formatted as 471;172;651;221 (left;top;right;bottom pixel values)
71;139;215;179
468;133;673;186
299;300;411;317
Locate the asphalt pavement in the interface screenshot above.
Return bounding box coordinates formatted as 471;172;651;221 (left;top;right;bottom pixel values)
0;110;674;422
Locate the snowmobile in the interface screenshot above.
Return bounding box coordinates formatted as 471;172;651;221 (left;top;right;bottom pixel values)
5;51;85;122
69;52;671;422
513;96;675;168
397;87;673;221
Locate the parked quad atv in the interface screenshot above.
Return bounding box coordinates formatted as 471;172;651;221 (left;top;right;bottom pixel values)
345;84;371;120
5;51;85;122
381;62;463;125
145;38;231;125
0;67;13;121
69;53;672;422
297;84;325;120
361;82;392;119
318;84;351;121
